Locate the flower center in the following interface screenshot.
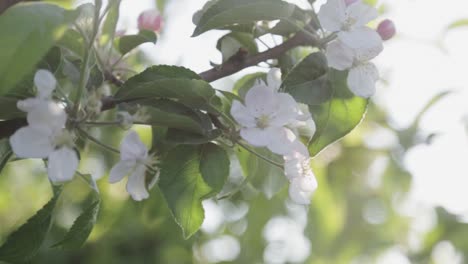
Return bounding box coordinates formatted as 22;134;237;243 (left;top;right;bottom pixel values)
342;15;356;31
256;115;270;129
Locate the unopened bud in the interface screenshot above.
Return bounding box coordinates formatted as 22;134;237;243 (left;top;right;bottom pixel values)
377;19;396;41
138;10;163;32
117;111;134;130
34;69;56;99
345;0;359;6
85;90;103;118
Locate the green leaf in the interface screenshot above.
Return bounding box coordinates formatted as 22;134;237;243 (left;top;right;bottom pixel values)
53;199;100;249
308;70;368;156
282;52;332;105
216;32;258;62
192;0;298;37
0;97;25;120
139;99;212;135
0;3;77;95
199;143;230;194
0;192;60;263
115;65;220;113
159;145;222;239
0;139;12;174
281;52;368;156
116;30;157;55
165;129;222;145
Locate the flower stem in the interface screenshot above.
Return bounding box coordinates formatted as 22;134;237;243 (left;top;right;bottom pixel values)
73;4;101;116
236;141;283;169
78;127;120;154
83;121;121;126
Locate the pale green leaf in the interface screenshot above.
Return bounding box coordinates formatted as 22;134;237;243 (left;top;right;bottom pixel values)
0;3;77;95
53;199;100;249
0;192;60;262
282;53;368;156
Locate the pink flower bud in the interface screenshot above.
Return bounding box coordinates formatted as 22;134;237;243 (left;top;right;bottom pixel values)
137;10;163;32
377;19;396;41
345;0;359;6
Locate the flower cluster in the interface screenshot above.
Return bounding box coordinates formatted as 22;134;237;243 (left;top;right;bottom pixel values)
318;0;394;98
10;70;79;183
231;69;318;204
8;70;158;201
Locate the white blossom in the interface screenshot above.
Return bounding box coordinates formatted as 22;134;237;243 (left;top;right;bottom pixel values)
230;69;303;155
326;40;382;98
9;70;79;183
284;141;318;205
318;0;382;50
287;104;316;142
109;131;157;201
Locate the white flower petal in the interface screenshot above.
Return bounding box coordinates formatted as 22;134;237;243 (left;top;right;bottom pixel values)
354;42;384;62
34;70;56;99
297;118;317;141
266;68;282;91
244;85;278;118
284;158;302;180
289;177;314;205
348;62;379;97
325;40;354;70
347;62;379;98
338;27;383;50
347;1;378;27
269;93;300;127
298;175;318;192
284;142;311;180
120;131;148;160
47;147;79;183
9;126;54;158
27;101;67;131
317;0;346;32
231;100;256;128
240;127;271;147
296;103;312;121
109;160;135;183
265;127;297;155
126;164;149;201
17;98;41;112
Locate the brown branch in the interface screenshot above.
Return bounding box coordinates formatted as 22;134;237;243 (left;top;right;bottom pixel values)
199;32;313;82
